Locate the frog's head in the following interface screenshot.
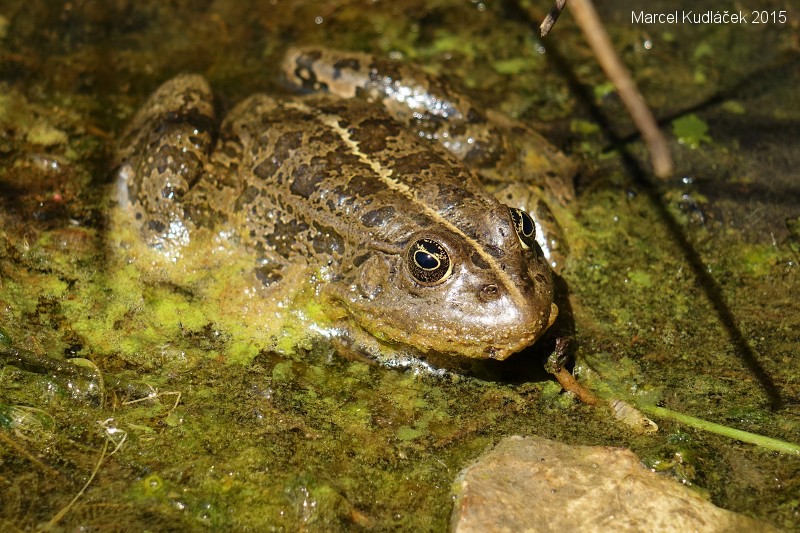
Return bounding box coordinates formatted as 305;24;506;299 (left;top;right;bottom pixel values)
325;204;557;361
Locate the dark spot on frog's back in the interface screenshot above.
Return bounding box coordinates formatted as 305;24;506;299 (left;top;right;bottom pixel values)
154;143;204;183
292;50;325;91
346;174;387;197
348;118;401;154
301;49;323;62
312;222;345;256
309;128;339;146
290;156;328;199
236;185;261;209
392;151;441;176
317;102;350;118
267;218;309;258
435;181;472;208
353;253;370;267
361;206;395;228
277;130;303;153
156;107;216;140
235;185;261;212
485;244;505;259
147;219;166;234
254;131;303;181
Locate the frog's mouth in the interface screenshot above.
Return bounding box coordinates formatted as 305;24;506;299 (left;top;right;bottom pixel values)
330;302;559;369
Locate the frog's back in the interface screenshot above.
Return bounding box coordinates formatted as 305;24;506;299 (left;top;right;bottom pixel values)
218;95;516;273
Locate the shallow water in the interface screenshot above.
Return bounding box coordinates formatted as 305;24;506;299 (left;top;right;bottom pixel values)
0;0;798;530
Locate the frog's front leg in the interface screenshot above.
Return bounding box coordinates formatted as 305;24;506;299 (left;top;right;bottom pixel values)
115;74;216;253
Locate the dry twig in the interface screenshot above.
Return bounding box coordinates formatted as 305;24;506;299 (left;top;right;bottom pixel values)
540;0;674;177
540;0;567;37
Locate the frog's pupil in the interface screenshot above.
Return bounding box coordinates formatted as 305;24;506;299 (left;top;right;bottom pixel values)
520;210;534;237
415;249;439;270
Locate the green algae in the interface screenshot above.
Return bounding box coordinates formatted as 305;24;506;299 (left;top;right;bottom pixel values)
570;118;601;136
492;57;534;75
692;42;714;61
25;121;68;147
56;206;336;372
0;0;798;530
626;269;653;288
592;81;616;100
721;101;746;115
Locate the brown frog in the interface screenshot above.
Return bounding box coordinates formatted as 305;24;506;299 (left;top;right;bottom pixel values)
114;48;574;366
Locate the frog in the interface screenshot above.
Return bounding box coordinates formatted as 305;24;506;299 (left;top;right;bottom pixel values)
114;47;575;369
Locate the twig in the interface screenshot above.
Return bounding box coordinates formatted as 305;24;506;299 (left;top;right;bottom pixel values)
550;366;600;405
540;0;567;37
564;0;674;177
123;390;182;416
44;438;110;530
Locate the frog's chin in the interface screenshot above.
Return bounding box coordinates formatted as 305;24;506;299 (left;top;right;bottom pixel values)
329;306;558;374
327;320;463;374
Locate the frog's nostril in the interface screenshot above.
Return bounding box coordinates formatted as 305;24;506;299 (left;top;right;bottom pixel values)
480;284;500;300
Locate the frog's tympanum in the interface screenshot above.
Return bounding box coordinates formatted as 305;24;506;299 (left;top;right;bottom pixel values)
115;48;574;366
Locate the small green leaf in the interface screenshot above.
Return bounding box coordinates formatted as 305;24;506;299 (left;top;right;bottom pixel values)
672;114;712;149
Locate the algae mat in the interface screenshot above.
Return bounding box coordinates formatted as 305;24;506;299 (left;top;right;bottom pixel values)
1;0;798;530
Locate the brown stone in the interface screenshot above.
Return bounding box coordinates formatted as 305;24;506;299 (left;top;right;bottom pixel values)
451;436;778;533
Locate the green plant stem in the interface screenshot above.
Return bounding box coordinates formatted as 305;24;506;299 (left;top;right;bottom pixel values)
640;404;800;456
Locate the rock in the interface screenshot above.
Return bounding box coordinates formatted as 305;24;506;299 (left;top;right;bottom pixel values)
451;436;778;533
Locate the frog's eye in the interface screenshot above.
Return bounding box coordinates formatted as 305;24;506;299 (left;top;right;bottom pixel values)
508;207;536;249
406;238;452;285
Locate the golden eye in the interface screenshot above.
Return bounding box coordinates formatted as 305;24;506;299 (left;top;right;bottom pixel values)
508;207;536;249
406;238;452;285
